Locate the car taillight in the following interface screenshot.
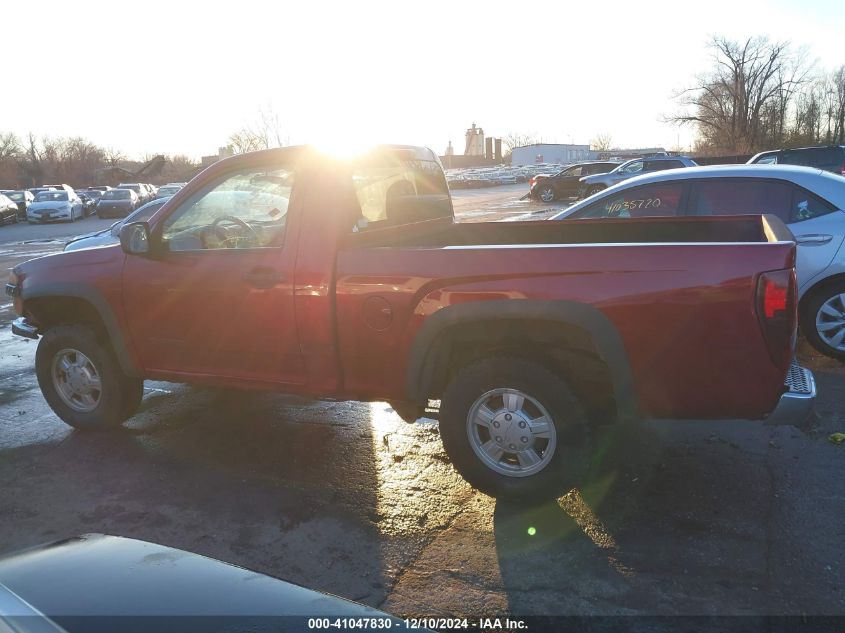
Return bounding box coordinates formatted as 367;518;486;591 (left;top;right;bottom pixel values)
756;269;797;370
840;166;845;175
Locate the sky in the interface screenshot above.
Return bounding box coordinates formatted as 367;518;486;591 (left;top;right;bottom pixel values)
4;0;844;160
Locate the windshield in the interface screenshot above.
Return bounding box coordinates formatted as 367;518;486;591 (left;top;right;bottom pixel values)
34;191;68;202
102;189;132;200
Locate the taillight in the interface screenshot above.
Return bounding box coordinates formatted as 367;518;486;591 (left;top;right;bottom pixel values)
756;269;797;370
762;278;787;318
840;166;845;175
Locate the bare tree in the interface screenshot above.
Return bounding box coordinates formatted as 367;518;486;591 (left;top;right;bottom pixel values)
669;36;813;154
228;107;288;154
590;133;613;151
103;147;125;167
501;132;544;162
0;132;21;160
828;65;845;144
228;128;269;154
503;132;543;152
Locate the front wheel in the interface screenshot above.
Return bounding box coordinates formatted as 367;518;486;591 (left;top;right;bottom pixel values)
36;324;143;430
802;281;845;360
586;185;605;197
439;357;590;501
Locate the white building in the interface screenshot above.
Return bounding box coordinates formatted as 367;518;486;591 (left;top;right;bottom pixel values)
510;143;594;166
465;123;485;156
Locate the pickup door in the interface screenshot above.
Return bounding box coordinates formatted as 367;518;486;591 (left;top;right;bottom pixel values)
121;159;306;385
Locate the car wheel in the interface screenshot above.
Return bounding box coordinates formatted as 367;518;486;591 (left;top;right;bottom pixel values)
538;185;556;203
35;324;143;430
438;356;591;501
586;185;605;197
802;281;845;361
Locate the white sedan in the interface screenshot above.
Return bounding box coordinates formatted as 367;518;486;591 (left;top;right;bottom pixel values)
552;164;845;360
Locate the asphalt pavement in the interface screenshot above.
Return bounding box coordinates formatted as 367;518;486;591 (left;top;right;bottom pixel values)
0;187;843;620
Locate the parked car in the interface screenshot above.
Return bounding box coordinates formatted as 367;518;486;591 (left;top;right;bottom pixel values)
96;188;138;218
553;164;845;360
7;145;814;500
42;183;76;196
3;190;34;220
65;197;172;251
748;145;845;175
0;193;19;224
0;534;412;632
529;161;620;202
27;186;56;196
81;189;104;204
26;190;84;223
117;182;150;204
77;191;97;216
155;184;183;199
578;156;698;197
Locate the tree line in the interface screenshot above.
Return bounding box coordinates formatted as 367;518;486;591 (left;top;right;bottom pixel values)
671;36;845;156
0;132;200;189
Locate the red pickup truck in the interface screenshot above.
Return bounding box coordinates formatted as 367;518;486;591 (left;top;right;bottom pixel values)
6;145;816;499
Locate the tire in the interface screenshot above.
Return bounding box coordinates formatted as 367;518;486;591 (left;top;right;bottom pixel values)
801;280;845;361
439;356;591;501
586;185;605;197
537;185;556;203
35;324;143;430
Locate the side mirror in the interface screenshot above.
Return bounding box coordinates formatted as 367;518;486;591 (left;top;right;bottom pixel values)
120;222;150;255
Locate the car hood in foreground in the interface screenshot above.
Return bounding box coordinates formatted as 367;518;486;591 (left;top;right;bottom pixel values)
64;226;118;251
0;534;406;632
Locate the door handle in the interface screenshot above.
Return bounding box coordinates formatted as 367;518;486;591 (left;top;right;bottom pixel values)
795;234;833;245
242;268;286;288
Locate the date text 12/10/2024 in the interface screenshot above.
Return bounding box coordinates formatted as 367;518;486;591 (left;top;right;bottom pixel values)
307;617;528;630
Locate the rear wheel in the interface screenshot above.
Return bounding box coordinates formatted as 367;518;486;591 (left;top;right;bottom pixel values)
802;281;845;360
537;185;556;203
439;357;591;501
36;324;143;430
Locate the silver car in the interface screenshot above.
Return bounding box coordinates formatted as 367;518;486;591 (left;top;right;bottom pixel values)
64;197;172;251
26;190;85;223
553;164;845;360
578;155;698;198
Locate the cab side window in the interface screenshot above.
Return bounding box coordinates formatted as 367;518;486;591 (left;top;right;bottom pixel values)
162;167;293;251
575;182;684;218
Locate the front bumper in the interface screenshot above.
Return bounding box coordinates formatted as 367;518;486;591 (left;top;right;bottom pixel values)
765;361;816;425
10;317;39;340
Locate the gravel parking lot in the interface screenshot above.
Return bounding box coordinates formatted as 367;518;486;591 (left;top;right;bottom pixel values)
1;187;843;620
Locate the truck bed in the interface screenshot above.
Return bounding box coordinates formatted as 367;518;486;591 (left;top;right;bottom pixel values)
343;214;793;249
335;214;796;420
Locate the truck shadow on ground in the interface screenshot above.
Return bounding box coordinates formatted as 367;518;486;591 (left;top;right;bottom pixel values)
0;387;394;606
492;420;782;615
